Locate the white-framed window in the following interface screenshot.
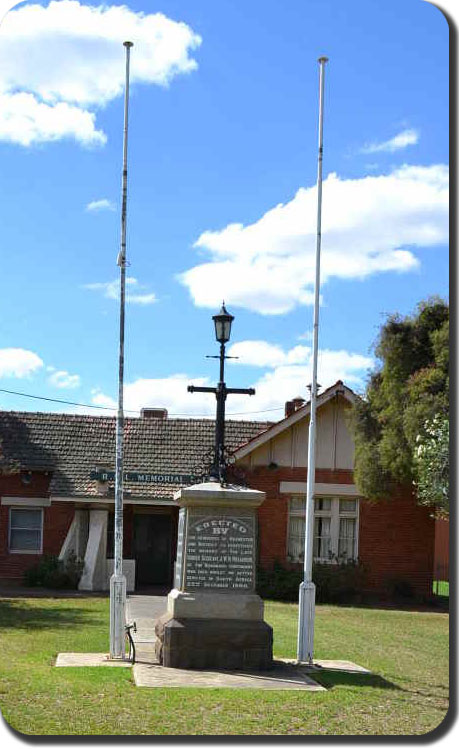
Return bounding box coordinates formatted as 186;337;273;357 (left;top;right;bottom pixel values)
287;495;359;563
9;508;44;554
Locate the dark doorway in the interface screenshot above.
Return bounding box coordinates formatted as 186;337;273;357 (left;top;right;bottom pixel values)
133;513;173;587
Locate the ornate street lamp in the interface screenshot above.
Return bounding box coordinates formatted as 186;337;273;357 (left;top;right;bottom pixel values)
212;303;234;344
188;303;255;484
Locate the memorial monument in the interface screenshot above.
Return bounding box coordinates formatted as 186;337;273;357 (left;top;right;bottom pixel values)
155;305;273;670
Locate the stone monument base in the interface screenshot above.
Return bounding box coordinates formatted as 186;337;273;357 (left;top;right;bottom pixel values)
159;481;273;671
155;614;273;671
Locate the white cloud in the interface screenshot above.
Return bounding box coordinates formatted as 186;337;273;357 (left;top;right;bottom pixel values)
0;1;201;147
92;375;214;417
86;198;115;212
84;276;157;305
227;341;310;368
361;128;419;154
297;330;313;342
0;2;25;25
48;369;81;389
90;345;373;420
0;348;43;378
0;91;105;146
127;293;157;306
84;279;118;300
179;164;448;315
121;277;156;305
90;388;117;410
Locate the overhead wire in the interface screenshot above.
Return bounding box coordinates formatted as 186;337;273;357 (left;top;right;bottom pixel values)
0;386;285;418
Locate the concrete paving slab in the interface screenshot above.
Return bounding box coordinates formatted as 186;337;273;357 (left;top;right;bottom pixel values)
130;618;157;643
126;595;166;622
135;645;158;664
133;660;325;690
310;659;371;674
55;650;368;689
55;653;131;667
126;595;165;648
135;643;157;653
281;657;370;673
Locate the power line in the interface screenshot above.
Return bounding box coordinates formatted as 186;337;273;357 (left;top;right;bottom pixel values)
0;387;138;414
0;387;285;418
224;406;283;416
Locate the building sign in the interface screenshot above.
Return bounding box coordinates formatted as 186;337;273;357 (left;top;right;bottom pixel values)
90;470;201;484
184;513;255;591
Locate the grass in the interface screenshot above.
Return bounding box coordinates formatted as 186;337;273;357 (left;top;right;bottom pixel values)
0;596;449;736
433;580;449;596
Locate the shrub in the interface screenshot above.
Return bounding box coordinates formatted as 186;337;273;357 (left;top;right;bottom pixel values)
257;561;303;601
313;560;367;603
256;559;367;603
385;577;415;600
24;553;84;589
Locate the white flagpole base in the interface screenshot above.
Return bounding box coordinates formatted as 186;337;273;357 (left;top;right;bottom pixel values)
109;573;127;659
297;581;316;664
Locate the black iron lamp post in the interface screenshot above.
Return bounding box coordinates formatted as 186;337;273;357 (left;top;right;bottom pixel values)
188;303;255;484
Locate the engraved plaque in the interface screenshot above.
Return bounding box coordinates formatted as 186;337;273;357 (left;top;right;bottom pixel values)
184;510;255;592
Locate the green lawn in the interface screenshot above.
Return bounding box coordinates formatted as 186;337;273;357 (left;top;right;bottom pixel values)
0;596;449;736
433;580;449;597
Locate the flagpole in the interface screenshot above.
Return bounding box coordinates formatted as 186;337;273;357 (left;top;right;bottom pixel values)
110;40;133;659
297;55;328;664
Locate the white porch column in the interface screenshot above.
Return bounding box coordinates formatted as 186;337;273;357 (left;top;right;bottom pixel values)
78;510;108;591
58;509;89;562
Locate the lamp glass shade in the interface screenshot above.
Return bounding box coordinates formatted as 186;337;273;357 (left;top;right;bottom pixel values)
212;304;234;343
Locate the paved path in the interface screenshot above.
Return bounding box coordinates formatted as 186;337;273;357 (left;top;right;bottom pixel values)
133;660;326;690
55;592;368;690
126;594;167;663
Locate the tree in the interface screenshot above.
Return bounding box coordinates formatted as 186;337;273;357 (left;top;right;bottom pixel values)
414;415;449;517
351;298;449;513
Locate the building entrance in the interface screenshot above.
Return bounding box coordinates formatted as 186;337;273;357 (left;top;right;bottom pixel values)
133;513;173;587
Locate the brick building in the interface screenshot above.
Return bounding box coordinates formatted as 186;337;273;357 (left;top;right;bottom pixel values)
0;381;439;596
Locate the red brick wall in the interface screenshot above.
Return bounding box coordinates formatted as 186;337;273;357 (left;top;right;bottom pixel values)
241;466;435;596
240;467;354;567
434;518;449;580
359;488;435;596
0;470;51;498
243;466;289;567
0;471;74;583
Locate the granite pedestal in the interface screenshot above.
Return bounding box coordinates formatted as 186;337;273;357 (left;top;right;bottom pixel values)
155;482;273;670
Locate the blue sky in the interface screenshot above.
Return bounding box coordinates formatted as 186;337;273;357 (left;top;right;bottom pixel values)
0;0;449;421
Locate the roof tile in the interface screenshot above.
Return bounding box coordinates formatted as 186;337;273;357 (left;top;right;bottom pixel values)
0;411;269;500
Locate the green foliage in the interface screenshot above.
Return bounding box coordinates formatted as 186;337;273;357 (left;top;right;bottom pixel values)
257;560;366;603
24;553;84;589
351;298;449;508
257;561;303;601
313;560;367;603
385;577;415;600
414;414;449;516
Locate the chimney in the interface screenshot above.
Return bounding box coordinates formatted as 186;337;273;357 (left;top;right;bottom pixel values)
285;397;306;418
141;408;168;420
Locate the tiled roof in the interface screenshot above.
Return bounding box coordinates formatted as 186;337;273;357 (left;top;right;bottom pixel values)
0;411;269;500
